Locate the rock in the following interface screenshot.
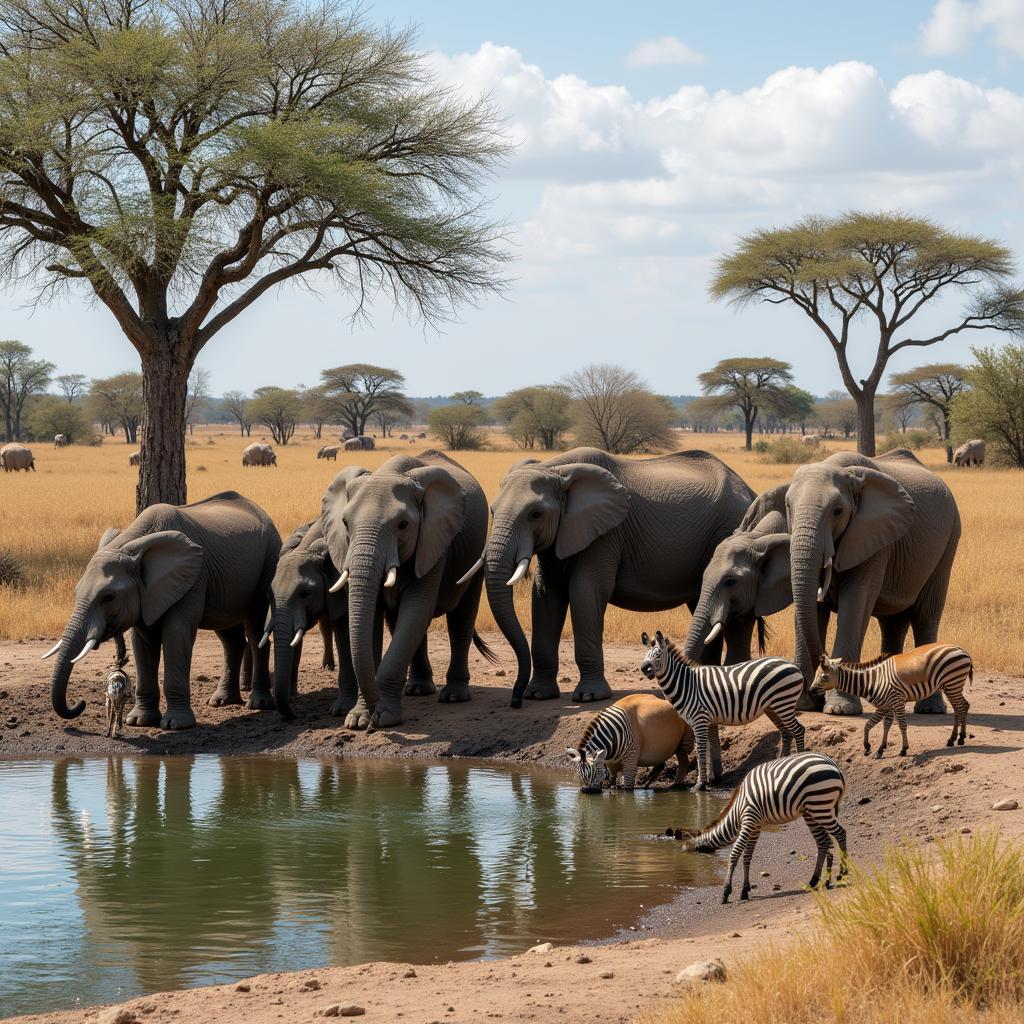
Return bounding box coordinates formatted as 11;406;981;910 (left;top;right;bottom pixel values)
857;797;871;805
98;1011;137;1024
235;983;251;992
931;804;943;813
600;971;614;979
494;670;506;677
729;932;741;938
322;1006;365;1018
528;942;554;954
303;979;321;991
943;763;965;774
759;870;770;877
674;959;726;986
961;827;972;834
575;954;592;964
771;883;782;891
138;1005;157;1016
993;798;1019;811
402;968;417;978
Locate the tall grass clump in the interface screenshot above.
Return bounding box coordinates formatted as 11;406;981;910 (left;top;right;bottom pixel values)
757;436;823;465
646;834;1024;1024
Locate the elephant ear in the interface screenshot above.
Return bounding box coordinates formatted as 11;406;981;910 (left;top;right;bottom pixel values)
120;530;204;626
97;527;121;551
738;484;789;533
834;467;916;571
321;466;371;565
309;538;346;619
748;510;787;537
553;464;630;560
752;533;792;617
408;465;466;578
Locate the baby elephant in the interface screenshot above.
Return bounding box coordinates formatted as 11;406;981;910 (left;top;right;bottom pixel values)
105;668;133;738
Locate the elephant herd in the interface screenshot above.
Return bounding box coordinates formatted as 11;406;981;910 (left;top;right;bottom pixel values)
44;444;961;733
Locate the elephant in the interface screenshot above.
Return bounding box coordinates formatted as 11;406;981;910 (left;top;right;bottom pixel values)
54;433;68;448
953;439;985;467
45;491;282;730
355;435;375;450
317;445;339;461
320;450;494;729
483;447;755;707
343;437;363;452
268;515;357;720
0;443;35;471
129;451;141;467
737;449;960;716
242;443;276;467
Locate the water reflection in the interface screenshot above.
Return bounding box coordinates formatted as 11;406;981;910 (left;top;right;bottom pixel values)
0;757;723;1016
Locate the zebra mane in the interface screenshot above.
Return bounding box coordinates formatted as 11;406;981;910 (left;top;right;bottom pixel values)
576;713;603;753
665;637;701;668
834;651;894;670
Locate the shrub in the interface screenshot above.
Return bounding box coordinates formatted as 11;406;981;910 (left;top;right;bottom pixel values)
428;403;487;450
878;429;938;453
752;440;770;453
757;437;822;464
0;552;25;589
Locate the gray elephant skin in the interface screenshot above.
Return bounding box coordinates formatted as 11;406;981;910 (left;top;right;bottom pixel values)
484;448;755;707
47;491;282;730
269;515;355;720
1;443;35;471
320;450;493;729
953;439;985;467
242;443;277;467
735;449;960;715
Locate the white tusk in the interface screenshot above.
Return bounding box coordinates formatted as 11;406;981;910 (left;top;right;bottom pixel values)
70;637;98;664
818;556;833;602
384;566;398;589
703;621;723;645
290;629;304;648
258;630;271;649
455;555;485;587
41;640;63;660
329;569;350;594
506;558;530;587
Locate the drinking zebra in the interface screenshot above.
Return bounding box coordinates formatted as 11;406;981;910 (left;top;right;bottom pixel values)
812;643;972;758
666;752;848;903
640;630;805;790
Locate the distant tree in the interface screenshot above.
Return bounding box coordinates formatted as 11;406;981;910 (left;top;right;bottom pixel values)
248;387;300;445
888;364;969;463
29;395;90;443
184;368;211;436
428;403;486;450
878;392;918;434
222;390;253;437
0;340;54;440
300;386;336;440
562;364;675;453
711;212;1024;456
321;365;408;437
89;373;144;444
492;385;571;450
762;385;816;435
698;357;794;449
451;390;485;406
684;395;729;433
55;373;88;405
817;395;859;440
374;394;415;438
951;343;1024;467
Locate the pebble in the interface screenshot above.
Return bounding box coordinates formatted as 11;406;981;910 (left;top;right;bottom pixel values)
857;797;871;805
930;804;943;813
943;763;966;774
961;827;972;834
322;1006;365;1018
600;972;614;979
494;670;506;677
235;983;251;993
575;954;592;964
674;959;727;986
771;883;782;891
759;870;770;877
993;798;1019;811
528;942;554;954
97;1011;137;1024
402;969;417;979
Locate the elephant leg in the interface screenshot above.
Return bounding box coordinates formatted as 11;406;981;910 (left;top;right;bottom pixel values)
439;572;483;703
567;564;614;704
159;618;198;730
208;625;245;706
878;613;911;656
319;617;336;674
126;625;162;728
798;604;831;711
404;636;436;697
825;569;884;716
330;616;359;718
244;614;275;711
525;573;568;701
371;589;438;729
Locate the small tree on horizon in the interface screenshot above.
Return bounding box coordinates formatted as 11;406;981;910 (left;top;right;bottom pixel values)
55;373;88;405
428;402;486;450
697;357;794;449
492;385;571;450
951;343;1024;467
320;365;409;438
222;391;253;437
0;340;54;440
88;373;144;444
248;387;300;445
888;364;969;463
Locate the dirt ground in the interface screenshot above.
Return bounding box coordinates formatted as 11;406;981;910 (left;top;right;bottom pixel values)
2;631;1023;1024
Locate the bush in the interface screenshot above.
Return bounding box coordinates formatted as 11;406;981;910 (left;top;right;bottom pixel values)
878;429;938;453
0;552;25;589
428;403;486;450
757;437;822;464
751;440;770;453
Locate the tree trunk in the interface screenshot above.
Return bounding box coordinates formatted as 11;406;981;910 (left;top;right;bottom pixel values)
856;388;876;456
943;412;953;463
137;345;192;513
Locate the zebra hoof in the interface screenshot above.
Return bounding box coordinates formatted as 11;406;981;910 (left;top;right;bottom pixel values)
946;739;954;747
898;749;907;757
957;737;966;746
739;888;750;902
695;782;707;792
863;748;871;757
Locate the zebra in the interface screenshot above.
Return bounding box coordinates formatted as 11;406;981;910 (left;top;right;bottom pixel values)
104;667;133;738
665;752;848;903
812;643;972;758
640;630;805;790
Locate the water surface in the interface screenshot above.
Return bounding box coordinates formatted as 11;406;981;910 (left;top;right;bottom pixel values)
0;756;723;1016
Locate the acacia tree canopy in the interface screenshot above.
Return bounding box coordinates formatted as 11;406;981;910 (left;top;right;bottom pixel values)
697;357;793;449
952;343;1024;468
888;363;968;461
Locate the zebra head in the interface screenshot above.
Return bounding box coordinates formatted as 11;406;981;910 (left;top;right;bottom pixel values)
811;653;842;694
640;630;669;679
566;746;608;793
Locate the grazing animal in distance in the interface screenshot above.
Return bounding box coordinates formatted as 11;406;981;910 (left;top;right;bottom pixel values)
641;630;805;790
104;667;133;738
317;446;339;461
129;451;141;466
343;437;363;452
666;752;848;903
0;443;35;472
566;693;722;792
242;442;276;467
952;439;985;467
54;433;68;448
812;644;972;758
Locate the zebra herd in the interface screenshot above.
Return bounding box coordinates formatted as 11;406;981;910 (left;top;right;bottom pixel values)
569;630;973;903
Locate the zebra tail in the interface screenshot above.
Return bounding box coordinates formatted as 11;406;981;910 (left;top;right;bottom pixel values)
671;786;742;852
473;631;500;665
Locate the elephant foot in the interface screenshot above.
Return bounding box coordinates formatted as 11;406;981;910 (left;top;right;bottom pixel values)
914;692;947;714
524;678;560;701
126;705;162;728
246;690;276;711
823;691;862;716
160;707;196;730
369;702;403;729
572;678;613;704
438;681;471;703
208;687;243;707
798;688;825;712
322;654;337;673
344;698;373;730
404;677;437;697
330;694;357;718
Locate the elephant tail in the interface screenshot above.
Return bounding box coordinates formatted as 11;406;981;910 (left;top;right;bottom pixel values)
755;616;773;656
472;631;500;665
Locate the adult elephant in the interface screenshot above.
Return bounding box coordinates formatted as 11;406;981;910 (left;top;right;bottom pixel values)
242;443;276;467
736;449;960;716
483;448;755;707
953;439;985;467
44;491;281;729
1;443;35;471
320;451;492;729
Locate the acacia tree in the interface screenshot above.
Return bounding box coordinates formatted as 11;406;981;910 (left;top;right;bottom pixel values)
222;389;252;436
320;364;408;437
89;372;144;443
55;373;87;404
374;393;413;438
0;0;507;511
888;363;968;462
698;357;793;449
711;212;1024;455
248;386;300;445
0;339;53;440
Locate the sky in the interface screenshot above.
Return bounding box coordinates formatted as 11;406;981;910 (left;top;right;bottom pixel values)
10;0;1024;397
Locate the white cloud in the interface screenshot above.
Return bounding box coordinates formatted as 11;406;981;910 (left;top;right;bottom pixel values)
920;0;1024;57
625;36;705;68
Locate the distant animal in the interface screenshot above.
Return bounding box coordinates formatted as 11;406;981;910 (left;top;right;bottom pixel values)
812;644;972;758
666;752;848;903
54;433;68;448
242;442;276;467
418;432;427;439
399;433;409;440
343;437;363;452
354;435;375;450
566;693;721;792
104;667;133;738
317;445;339;461
641;630;805;790
801;434;821;447
129;451;141;467
0;443;35;472
953;439;985;467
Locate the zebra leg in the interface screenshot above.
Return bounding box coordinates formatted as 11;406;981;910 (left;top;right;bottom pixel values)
827;819;848;882
708;724;723;783
895;707;909;756
764;708;788;757
876;712;894;759
862;710;884;755
693;719;710;791
620;751;640;791
641;761;665;790
740;824;761;901
946;686;969;746
779;709;805;753
804;817;831;889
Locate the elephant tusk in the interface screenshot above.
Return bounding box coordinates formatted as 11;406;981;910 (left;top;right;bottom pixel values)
704;621;723;645
258;629;271;649
455;555;485;587
383;566;398;589
329;569;350;594
818;556;833;603
70;637;98;664
41;640;63;660
506;558;530;587
290;629;304;648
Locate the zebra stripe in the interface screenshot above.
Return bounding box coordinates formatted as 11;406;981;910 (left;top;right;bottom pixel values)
572;704;637;791
667;752;848;903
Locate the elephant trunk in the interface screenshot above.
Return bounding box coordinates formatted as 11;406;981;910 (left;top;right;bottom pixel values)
485;523;533;708
789;520;832;687
346;532;387;711
272;603;303;721
684;590;725;661
50;602;98;719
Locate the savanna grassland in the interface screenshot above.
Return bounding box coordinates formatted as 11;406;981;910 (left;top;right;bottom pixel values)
2;428;1021;676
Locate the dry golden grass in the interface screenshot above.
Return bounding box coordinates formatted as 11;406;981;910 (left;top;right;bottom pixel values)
1;427;1021;676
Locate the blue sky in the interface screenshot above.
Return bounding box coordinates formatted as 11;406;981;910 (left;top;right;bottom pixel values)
11;0;1024;397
